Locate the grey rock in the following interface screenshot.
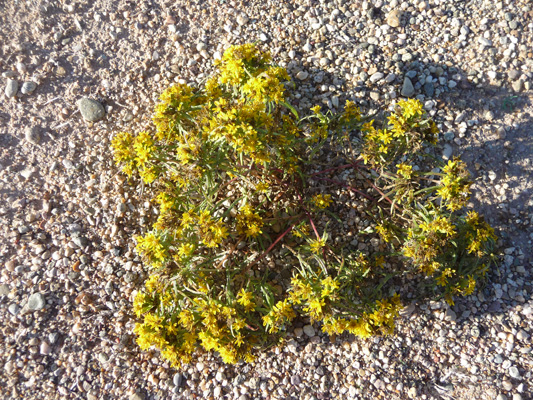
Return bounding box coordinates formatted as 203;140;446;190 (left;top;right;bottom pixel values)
303;324;316;337
129;392;145;400
25;127;40;144
8;303;20;316
78;98;105;122
21;81;37;94
385;73;396;83
5;78;18;97
423;82;435;97
401;77;415;97
509;20;518;29
49;332;60;344
442;144;453;160
27;293;46;310
173;372;183;387
508;70;521;81
443;131;455;141
444;308;456;322
369;72;384;83
296;70;309;80
290;375;301;385
493;354;503;364
406;70;417;79
0;284;9;295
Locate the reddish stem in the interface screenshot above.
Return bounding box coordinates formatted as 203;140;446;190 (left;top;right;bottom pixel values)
245;224;295;271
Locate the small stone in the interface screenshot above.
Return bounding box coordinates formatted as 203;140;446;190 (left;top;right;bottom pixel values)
512;80;523;93
497;395;508;400
25;127;40;144
8;304;20;316
442;144;453;160
400;303;415;317
502;380;513;391
290;375;301;385
373;379;385;389
40;341;51;355
513;394;523;400
508;366;520;379
5;78;18;97
448;80;457;89
444;308;456;322
369;72;384;83
173;373;183;387
423;82;435;97
386;9;402;27
401;77;415;97
296;71;309;80
0;284;9;295
98;353;109;364
129;392;145;400
21;81;37;94
27;293;46;310
516;330;529;341
443;131;455;141
303;324;316;337
385;73;396;83
78;98;105;122
236;14;249;25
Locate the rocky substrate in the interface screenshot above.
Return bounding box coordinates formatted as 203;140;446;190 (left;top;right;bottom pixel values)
1;0;532;399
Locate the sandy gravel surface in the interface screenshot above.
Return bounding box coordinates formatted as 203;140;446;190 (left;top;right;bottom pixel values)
1;1;532;400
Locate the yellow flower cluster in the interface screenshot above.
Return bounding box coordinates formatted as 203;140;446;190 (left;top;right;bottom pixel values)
236;204;264;238
135;233;170;269
111;131;157;182
361;99;438;167
311;194;333;209
437;158;472;212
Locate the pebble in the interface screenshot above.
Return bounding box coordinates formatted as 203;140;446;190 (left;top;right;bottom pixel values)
78;98;105;122
236;14;249;25
442;144;453;160
5;78;18;97
369;72;384;83
40;341;51;355
173;372;183;387
27;293;46;310
25;126;41;144
401;77;415;97
386;9;402;27
0;284;10;295
296;71;309;80
303;325;315;337
21;81;37;94
508;366;520;378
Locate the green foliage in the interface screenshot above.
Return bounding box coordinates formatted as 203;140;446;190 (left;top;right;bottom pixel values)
111;43;497;367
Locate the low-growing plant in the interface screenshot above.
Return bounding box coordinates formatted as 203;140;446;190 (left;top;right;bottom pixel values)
111;43;497;367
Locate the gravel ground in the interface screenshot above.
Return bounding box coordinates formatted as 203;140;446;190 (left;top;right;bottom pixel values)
1;0;532;399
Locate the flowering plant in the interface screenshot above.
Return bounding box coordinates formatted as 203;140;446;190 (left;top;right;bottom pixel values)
112;44;497;366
